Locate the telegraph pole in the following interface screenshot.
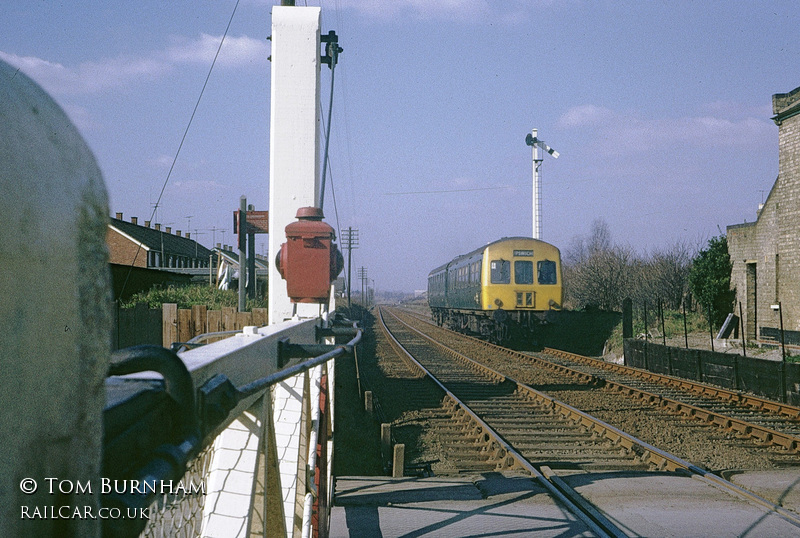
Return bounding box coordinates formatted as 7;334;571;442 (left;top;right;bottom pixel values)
238;196;247;312
358;267;368;307
247;204;256;299
341;227;359;310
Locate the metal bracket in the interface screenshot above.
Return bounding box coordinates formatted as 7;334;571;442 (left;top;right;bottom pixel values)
104;345;201;538
316;325;360;339
170;341;206;352
320;30;343;68
279;337;348;367
197;374;238;437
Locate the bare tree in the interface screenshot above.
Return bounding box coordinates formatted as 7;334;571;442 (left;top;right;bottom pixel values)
647;241;694;309
564;219;636;310
563;221;693;312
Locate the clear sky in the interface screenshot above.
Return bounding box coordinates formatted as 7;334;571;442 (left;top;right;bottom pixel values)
2;1;798;292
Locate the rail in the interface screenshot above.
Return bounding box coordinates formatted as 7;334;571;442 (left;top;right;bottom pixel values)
104;314;361;538
381;307;800;532
378;308;623;537
399;308;800;451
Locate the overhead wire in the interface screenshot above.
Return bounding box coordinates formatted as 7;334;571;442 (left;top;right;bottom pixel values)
318;2;344;239
320;0;354;298
384;186;514;195
116;0;242;301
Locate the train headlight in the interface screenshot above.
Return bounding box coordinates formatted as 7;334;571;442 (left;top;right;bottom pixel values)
494;298;503;308
548;299;561;310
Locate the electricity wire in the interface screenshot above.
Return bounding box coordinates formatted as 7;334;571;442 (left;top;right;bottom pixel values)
117;0;241;301
384;186;514;195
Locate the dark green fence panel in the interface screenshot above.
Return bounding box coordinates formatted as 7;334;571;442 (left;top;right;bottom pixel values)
623;339;645;368
646;344;670;375
624;339;800;403
670;348;699;382
112;302;162;351
787;363;800;405
700;352;736;389
727;357;783;401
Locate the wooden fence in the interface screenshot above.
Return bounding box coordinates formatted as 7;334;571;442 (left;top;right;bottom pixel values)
113;303;269;350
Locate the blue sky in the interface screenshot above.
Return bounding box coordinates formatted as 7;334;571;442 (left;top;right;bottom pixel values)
2;1;798;292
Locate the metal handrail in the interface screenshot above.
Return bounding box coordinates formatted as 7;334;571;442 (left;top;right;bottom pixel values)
238;325;360;398
103;318;362;538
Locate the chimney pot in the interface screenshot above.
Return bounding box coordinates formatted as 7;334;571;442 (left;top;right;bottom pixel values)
115;212;123;220
176;230;182;237
186;232;191;239
216;243;221;249
145;220;151;228
131;217;138;225
166;227;172;234
155;224;161;231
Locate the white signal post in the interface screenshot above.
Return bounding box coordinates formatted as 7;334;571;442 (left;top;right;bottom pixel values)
268;6;323;323
526;129;559;240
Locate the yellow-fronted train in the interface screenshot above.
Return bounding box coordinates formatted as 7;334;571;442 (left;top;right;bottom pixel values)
428;237;562;343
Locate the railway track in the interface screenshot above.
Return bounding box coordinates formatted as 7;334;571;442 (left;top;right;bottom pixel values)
376;306;800;536
398;306;800;454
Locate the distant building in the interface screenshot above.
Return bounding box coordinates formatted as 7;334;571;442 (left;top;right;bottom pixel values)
107;213;213;269
727;85;800;345
214;245;268;291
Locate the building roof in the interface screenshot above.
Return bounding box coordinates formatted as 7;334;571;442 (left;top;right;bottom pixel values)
109;217;214;259
773;85;800;124
215;247;269;269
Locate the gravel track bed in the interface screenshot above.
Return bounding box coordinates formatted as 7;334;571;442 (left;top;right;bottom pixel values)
389;309;800;473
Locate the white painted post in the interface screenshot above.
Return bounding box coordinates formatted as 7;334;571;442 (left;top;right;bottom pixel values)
0;59;111;537
531;128;542;240
266;7;324;538
269;6;322;324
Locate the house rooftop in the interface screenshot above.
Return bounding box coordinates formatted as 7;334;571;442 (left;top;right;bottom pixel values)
110;215;214;259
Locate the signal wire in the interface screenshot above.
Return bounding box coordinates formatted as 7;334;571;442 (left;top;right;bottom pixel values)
318;35;341;211
320;101;342;242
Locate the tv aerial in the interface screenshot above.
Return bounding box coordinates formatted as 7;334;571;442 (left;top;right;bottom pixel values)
525;129;559;240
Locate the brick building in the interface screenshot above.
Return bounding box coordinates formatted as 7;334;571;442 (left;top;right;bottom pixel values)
727;85;800;345
107;213;213;269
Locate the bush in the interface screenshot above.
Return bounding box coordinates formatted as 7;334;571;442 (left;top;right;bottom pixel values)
688;236;735;329
120;284;269;311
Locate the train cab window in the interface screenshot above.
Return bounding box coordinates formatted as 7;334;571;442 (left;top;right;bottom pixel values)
490;260;510;284
514;261;534;285
538;260;557;284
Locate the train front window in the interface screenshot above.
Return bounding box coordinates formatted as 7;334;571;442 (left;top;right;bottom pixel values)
490;260;510;284
514;261;534;284
538;260;557;284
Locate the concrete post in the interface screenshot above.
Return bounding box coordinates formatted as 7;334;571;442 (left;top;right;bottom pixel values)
381;424;392;466
0;59;111;537
364;390;373;417
392;445;405;478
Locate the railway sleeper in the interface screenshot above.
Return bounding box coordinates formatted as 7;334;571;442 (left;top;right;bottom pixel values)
445;449;493;462
483;420;573;430
502;433;600;444
768;434;799;451
462;408;553;416
515;444;622;455
523;449;633;463
750;429;773;444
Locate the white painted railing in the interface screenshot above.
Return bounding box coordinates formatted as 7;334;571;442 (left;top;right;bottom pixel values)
106;315;358;538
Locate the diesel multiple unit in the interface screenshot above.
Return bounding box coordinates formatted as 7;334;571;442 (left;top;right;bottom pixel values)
428;237;562;341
